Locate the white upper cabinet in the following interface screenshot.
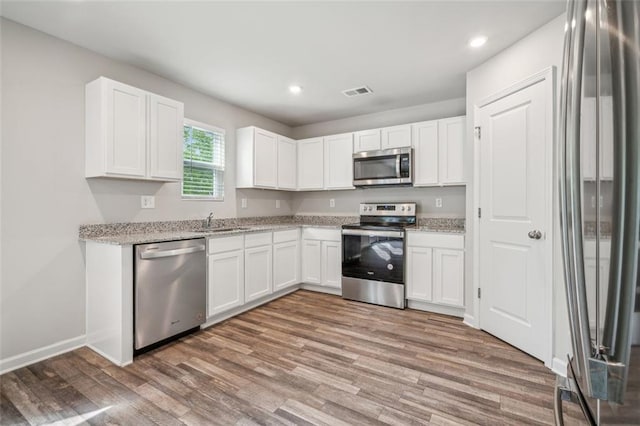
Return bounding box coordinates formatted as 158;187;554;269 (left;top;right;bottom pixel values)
236;127;277;188
438;116;465;184
412;116;465;186
353;129;381;152
237;127;299;190
297;137;324;190
324;133;354;190
148;93;184;180
381;124;412;149
277;135;297;189
412;120;439;186
85;77;184;181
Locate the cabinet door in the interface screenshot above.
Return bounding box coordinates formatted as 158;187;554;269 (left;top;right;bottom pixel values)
105;79;147;177
321;241;342;288
254;129;277;188
297;138;324;190
148;93;184;181
406;246;433;301
273;240;300;291
324;133;354;189
433;249;464;307
208;250;244;316
301;239;321;284
381;125;411;149
438;116;465;184
245;245;273;302
353;129;381;152
277;136;297;190
412;121;439;186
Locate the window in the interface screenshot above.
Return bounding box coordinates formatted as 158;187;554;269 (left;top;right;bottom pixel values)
182;119;225;200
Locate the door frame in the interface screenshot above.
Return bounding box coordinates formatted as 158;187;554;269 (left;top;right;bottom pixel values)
472;66;556;368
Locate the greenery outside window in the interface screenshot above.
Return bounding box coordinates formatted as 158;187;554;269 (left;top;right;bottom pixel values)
182;119;225;200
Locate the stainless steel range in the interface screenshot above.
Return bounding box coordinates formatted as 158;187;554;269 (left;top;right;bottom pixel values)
341;202;416;309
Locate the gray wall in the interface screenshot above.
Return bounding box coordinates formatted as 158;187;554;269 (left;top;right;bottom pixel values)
465;13;569;365
0;19;292;362
292;97;465;139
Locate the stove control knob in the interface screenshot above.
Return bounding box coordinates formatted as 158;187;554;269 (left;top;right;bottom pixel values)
407;206;412;211
401;206;405;211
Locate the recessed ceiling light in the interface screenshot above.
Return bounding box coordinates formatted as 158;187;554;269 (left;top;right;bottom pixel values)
469;36;488;48
289;85;302;94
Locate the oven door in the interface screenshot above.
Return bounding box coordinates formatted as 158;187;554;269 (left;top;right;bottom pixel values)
342;229;405;284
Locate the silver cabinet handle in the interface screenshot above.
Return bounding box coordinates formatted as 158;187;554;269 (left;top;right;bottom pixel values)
140;245;205;259
528;230;542;240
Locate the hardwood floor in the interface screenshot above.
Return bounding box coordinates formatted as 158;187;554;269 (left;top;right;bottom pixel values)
1;290;586;425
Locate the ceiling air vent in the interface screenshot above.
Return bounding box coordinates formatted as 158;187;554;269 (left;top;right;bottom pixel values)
342;86;373;98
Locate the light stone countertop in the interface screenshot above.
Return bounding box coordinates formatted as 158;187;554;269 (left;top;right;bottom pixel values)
80;215;465;245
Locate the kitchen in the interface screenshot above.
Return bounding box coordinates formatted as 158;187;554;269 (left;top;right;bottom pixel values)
1;1;638;425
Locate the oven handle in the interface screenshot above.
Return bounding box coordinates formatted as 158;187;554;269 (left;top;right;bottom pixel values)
342;229;404;238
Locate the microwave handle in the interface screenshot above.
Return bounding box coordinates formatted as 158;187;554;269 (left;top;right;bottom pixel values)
395;155;401;177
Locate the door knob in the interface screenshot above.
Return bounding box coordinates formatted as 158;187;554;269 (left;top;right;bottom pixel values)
528;230;542;240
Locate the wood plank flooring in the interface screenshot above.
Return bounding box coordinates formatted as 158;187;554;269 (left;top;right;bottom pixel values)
1;290;586;425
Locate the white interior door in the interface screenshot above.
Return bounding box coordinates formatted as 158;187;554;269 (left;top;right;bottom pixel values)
478;77;551;362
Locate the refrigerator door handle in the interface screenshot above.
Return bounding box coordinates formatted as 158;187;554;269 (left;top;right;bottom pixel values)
559;0;593;393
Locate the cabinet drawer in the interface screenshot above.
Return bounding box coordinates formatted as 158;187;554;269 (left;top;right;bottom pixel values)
273;229;299;243
244;232;272;248
302;228;341;242
208;235;244;254
407;232;464;250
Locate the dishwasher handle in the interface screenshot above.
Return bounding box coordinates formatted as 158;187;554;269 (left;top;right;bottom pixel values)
139;244;205;259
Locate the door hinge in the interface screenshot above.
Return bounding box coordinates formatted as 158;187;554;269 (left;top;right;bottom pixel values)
474;126;481;140
478;288;481;299
478;207;481;218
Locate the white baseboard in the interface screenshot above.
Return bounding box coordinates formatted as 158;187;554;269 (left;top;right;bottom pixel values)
300;283;342;296
0;335;86;375
552;357;568;377
463;313;479;329
201;285;301;329
85;344;132;368
407;300;464;318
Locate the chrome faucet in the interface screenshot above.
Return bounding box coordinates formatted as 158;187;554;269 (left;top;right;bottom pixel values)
205;212;214;228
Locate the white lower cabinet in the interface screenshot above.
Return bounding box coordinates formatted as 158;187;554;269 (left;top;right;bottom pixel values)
321;241;342;288
406;246;433;301
406;232;464;308
301;228;342;289
244;233;273;302
273;229;300;291
302;239;322;284
207;236;245;317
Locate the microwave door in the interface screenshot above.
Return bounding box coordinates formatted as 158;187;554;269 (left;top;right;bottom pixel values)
354;155;399;180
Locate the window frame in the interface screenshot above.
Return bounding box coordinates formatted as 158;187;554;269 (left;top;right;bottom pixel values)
181;118;226;201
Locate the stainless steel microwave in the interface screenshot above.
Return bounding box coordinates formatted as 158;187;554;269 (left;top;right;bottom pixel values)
353;147;413;187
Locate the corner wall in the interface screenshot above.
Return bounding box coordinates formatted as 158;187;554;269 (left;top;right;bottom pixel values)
0;18;291;366
465;13;571;367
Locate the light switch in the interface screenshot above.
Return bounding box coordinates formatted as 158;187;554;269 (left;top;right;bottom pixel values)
141;195;155;209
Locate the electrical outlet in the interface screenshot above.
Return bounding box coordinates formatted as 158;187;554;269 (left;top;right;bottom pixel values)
276;199;281;209
435;198;442;208
241;198;247;209
329;199;335;208
141;195;155;209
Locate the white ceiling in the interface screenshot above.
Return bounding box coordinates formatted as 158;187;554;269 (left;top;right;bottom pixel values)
1;1;566;127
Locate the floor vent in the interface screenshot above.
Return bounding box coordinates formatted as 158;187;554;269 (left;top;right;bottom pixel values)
342;86;373;97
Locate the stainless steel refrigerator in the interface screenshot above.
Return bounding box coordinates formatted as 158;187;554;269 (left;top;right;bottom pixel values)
556;0;640;424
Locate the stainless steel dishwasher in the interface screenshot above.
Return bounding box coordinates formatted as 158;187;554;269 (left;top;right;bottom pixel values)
134;238;206;352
